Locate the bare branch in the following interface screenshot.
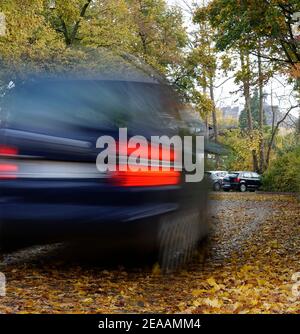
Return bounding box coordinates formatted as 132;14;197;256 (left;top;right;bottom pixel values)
214;75;234;89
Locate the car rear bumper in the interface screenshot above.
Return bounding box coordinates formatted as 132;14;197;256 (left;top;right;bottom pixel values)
0;178;183;247
0;177;208;249
0;201;178;249
0;201;177;224
222;183;260;191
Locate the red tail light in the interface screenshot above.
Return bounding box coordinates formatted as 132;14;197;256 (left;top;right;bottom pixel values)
0;145;18;156
111;142;180;187
0;145;19;179
111;168;180;187
234;177;240;182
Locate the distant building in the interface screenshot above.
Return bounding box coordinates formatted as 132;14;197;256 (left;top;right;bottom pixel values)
221;106;239;121
221;103;298;129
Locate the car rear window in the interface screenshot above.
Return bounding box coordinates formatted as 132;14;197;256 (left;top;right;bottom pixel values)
2;80;179;132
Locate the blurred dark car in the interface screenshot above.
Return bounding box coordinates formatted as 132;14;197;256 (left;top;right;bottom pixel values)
205;171;228;191
222;171;261;192
0;67;210;269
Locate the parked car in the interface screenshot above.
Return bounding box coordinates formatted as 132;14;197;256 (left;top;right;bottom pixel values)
205;171;228;191
0;60;210;270
222;171;261;192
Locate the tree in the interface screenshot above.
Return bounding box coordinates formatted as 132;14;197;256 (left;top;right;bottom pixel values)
205;0;300;172
183;2;232;169
265;100;299;169
45;0;93;46
126;0;188;72
232;46;260;172
263;144;300;192
0;1;187;76
0;0;65;70
45;0;138;52
207;0;300;68
192;5;219;147
239;89;266;130
220;128;260;171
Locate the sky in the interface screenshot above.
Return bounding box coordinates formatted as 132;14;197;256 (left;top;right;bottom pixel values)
167;0;299;118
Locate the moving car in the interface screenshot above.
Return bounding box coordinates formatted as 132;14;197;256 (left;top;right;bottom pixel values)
205;171;228;191
222;171;262;192
0;57;210;270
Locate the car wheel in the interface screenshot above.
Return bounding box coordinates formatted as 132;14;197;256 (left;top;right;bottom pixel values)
240;183;247;192
213;182;221;191
158;209;209;273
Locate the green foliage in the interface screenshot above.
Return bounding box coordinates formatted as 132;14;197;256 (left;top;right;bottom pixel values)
0;0;187;76
204;156;217;171
219;129;261;171
262;145;300;192
206;0;300;66
127;0;187;71
0;0;65;67
193;91;215;119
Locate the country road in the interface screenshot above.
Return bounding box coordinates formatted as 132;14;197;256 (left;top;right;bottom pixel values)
0;192;299;313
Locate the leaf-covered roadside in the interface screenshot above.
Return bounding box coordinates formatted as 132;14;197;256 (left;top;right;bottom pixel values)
0;193;299;314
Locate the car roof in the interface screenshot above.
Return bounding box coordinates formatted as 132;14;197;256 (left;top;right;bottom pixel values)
207;170;228;173
231;171;259;174
9;48;166;86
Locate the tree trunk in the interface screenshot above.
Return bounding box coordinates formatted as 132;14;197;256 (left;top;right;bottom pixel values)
240;50;259;172
265;83;275;168
257;41;265;173
266;105;297;168
57;0;92;47
209;75;220;167
202;86;209;141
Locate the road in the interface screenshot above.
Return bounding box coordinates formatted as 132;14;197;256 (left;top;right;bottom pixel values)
0;192;299;313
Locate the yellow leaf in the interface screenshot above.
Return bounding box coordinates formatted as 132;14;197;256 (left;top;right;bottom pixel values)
82;298;93;304
241;264;253;272
178;302;186;312
192;289;207;296
203;298;222;308
193;299;201;307
207;277;217;287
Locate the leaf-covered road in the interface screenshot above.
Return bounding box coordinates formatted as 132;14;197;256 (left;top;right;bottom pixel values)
0;193;299;313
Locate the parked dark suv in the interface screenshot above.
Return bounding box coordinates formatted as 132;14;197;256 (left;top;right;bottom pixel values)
222;171;261;192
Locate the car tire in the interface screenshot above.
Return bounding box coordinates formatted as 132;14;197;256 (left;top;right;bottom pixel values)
213;182;221;191
240;183;247;192
157;209;209;273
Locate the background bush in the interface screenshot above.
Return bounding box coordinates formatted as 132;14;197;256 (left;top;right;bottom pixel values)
262;145;300;193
